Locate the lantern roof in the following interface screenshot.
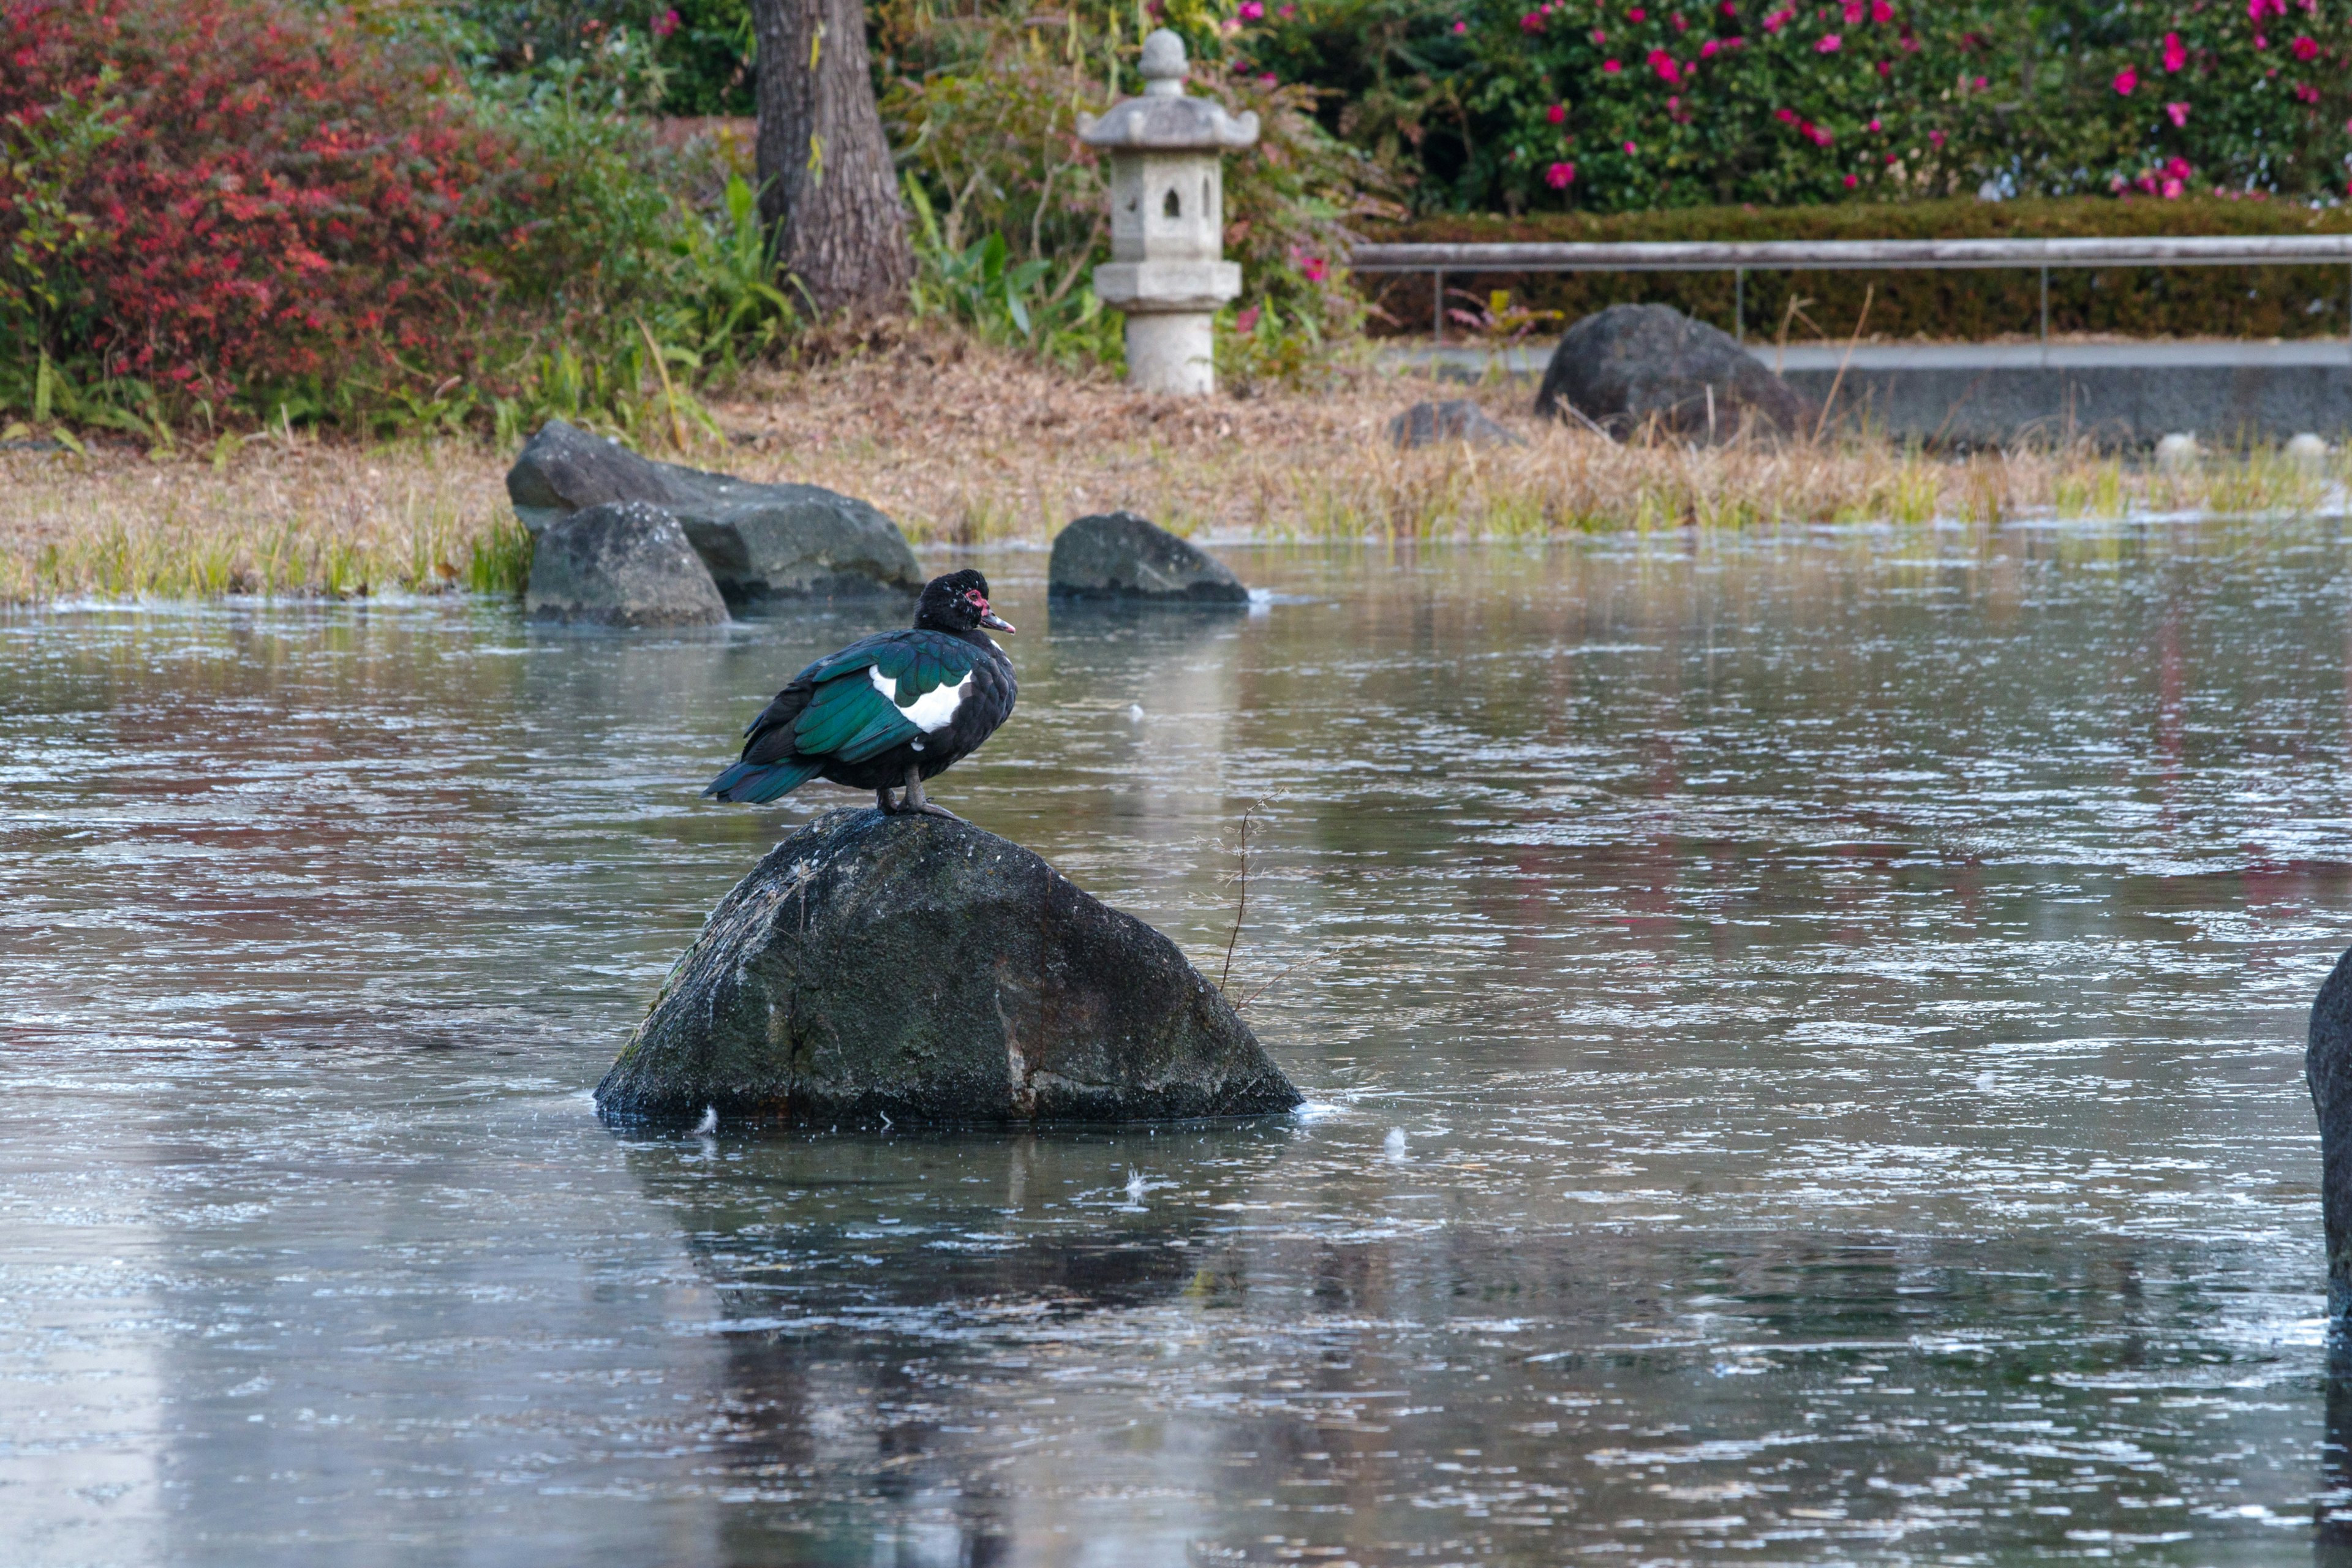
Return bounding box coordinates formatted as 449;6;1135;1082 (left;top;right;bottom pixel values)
1077;29;1260;151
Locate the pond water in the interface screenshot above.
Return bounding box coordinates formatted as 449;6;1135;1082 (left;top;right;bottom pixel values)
6;523;2352;1566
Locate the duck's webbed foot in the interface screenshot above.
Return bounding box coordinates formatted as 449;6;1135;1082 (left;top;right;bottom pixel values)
876;786;899;814
903;769;960;821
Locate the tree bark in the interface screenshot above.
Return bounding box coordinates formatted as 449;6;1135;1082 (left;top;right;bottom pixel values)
749;0;913;318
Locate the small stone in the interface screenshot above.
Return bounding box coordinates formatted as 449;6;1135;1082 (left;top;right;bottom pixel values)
1534;303;1812;443
2155;433;2200;473
1390;400;1525;450
2288;432;2329;470
524;500;728;628
507;419;922;605
594;810;1302;1126
1049;511;1249;603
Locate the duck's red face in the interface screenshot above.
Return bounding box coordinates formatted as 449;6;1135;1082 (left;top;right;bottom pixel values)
964;587;1015;633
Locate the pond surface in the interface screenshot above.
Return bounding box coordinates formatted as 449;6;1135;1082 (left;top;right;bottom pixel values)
6;524;2352;1567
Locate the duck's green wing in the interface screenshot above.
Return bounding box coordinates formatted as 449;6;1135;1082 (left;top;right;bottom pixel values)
791;636;979;763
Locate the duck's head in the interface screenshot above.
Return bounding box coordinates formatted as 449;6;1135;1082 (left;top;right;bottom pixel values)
915;570;1014;635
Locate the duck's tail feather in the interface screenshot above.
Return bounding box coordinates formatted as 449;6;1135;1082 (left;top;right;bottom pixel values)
703;758;823;804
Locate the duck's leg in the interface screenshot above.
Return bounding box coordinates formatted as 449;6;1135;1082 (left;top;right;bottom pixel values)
876;785;897;813
903;764;960;820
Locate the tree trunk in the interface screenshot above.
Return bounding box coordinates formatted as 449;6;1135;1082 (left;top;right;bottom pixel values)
749;0;913;318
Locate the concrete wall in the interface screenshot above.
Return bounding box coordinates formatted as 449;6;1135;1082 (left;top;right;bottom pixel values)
1406;339;2352;446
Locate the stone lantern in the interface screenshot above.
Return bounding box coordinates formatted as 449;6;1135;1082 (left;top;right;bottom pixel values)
1078;29;1259;396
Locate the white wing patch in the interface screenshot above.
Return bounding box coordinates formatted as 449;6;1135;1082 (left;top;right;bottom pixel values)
869;665;970;733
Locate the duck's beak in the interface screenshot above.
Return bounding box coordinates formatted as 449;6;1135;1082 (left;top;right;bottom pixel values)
980;608;1016;632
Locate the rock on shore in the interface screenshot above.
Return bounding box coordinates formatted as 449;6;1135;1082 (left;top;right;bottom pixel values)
507;418;924;605
524;501;729;627
594;810;1302;1126
1047;511;1249;603
1534;303;1812;443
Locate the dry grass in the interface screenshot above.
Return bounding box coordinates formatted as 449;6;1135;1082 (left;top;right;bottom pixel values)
1;331;2341;602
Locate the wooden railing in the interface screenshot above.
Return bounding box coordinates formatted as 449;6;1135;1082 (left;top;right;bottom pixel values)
1344;235;2352;344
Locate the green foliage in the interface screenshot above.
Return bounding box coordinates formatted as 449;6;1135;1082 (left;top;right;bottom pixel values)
442;0;752;114
1373;195;2352;339
1240;0;2352;214
880;0;1395;377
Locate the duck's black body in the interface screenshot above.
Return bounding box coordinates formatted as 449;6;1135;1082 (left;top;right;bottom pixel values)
704;570;1017;815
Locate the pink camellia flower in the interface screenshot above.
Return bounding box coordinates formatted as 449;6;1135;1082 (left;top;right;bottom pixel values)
1722;1;1737;13
1763;8;1793;32
2166;155;2192;179
2114;65;2137;94
1259;72;1278;85
652;6;679;37
1885;151;1899;165
1547;102;1566;124
1817;32;1842;52
1871;0;1893;18
1235;305;1260;333
1300;255;1329;282
1672;13;1688;32
1775;105;1798;122
1876;58;1891;77
2299;81;2324;102
1624;140;1638;154
1521;10;1543;31
2166;100;2189;126
2294;35;2321;61
1238;0;1264;18
2162;178;2184;198
1928;128;1947;148
1868;116;1882;131
2255;32;2269;48
1812;124;1834;145
1648;47;1680;83
1546;160;1577;189
1602;57;1622;72
1452;18;1466;32
1592;28;1607;42
1628;6;1646;18
2162;31;2186;70
1844;173;1860;187
1972;74;1987;89
1279;4;1296;15
1700;37;1719;55
1842;0;1862;21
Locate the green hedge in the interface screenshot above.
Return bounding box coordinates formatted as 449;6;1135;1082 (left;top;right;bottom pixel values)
1360;197;2352;340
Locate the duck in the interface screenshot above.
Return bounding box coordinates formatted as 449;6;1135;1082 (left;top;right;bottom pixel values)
702;570;1018;818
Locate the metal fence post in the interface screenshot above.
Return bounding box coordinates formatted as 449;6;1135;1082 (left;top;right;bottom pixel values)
1433;268;1444;347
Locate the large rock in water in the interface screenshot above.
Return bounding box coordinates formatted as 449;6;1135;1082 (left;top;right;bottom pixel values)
1534;303;1812;443
507;419;924;604
524;500;728;627
595;810;1302;1126
1047;511;1249;603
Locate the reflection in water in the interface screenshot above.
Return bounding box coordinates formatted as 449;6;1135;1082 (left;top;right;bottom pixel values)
2;522;2350;1564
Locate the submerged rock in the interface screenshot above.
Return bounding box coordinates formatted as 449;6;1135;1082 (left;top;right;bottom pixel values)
524;500;728;628
1047;511;1249;603
1390;399;1525;450
1534;303;1811;443
507;418;924;605
595;810;1302;1126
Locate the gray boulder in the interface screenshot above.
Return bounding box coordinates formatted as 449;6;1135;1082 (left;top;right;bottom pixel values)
1047;511;1248;603
507;419;924;605
1534;303;1812;443
1390;399;1525;450
524;500;728;628
595;810;1302;1126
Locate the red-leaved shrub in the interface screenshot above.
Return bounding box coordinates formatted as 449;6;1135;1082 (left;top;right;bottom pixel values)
1;0;520;400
